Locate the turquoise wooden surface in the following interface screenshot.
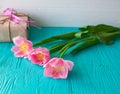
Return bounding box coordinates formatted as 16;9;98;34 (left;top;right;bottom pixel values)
0;27;120;94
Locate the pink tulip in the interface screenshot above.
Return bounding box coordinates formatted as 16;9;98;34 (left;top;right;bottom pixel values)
11;36;33;58
28;48;50;66
44;58;74;79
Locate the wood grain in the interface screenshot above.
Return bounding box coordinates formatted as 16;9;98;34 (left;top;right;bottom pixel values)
0;27;120;94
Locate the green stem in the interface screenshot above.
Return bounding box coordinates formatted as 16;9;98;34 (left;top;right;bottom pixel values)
59;46;70;58
104;31;120;38
55;44;70;57
55;36;96;57
70;37;99;54
50;38;77;53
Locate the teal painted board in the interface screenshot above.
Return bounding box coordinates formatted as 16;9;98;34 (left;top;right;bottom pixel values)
0;27;120;94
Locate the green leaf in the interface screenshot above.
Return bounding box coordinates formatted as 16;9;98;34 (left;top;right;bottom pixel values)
96;32;114;45
33;32;77;46
75;31;89;39
87;24;120;34
96;31;120;45
79;26;87;31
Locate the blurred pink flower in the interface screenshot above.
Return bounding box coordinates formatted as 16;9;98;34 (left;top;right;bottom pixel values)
11;36;33;58
28;48;50;66
44;58;74;79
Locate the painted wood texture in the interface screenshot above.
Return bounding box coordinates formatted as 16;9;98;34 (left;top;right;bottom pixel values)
0;27;120;94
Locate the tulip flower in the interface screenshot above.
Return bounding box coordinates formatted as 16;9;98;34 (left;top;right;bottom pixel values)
28;48;50;66
11;36;33;58
44;58;74;79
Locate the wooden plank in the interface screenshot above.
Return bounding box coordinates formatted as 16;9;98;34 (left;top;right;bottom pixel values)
0;27;120;94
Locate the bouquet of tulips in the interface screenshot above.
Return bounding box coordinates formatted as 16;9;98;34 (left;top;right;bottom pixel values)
34;24;120;54
11;24;120;79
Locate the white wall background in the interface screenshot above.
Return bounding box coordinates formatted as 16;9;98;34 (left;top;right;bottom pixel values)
0;0;120;27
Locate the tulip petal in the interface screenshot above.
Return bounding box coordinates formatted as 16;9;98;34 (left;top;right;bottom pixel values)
65;60;74;71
